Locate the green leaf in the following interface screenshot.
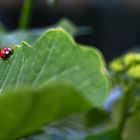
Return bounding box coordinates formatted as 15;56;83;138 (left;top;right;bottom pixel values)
0;28;108;139
84;108;109;127
84;128;118;140
56;18;77;36
80;45;106;68
0;28;108;106
0;83;92;140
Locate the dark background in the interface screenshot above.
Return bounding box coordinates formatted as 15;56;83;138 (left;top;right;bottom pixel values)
0;0;140;61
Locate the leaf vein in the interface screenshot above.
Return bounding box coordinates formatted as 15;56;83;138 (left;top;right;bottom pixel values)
32;32;59;86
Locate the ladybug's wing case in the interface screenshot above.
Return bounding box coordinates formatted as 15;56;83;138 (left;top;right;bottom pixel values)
0;50;6;59
0;48;14;60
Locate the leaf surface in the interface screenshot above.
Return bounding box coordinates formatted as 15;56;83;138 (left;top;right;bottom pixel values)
0;28;108;139
0;83;91;140
0;28;108;106
84;128;118;140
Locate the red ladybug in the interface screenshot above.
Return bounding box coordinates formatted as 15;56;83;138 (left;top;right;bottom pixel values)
0;48;14;60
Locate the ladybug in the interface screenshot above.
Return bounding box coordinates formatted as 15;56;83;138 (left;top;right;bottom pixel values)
0;48;14;60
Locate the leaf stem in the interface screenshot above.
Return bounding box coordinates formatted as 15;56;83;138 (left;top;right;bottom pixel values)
117;81;137;139
18;0;34;29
